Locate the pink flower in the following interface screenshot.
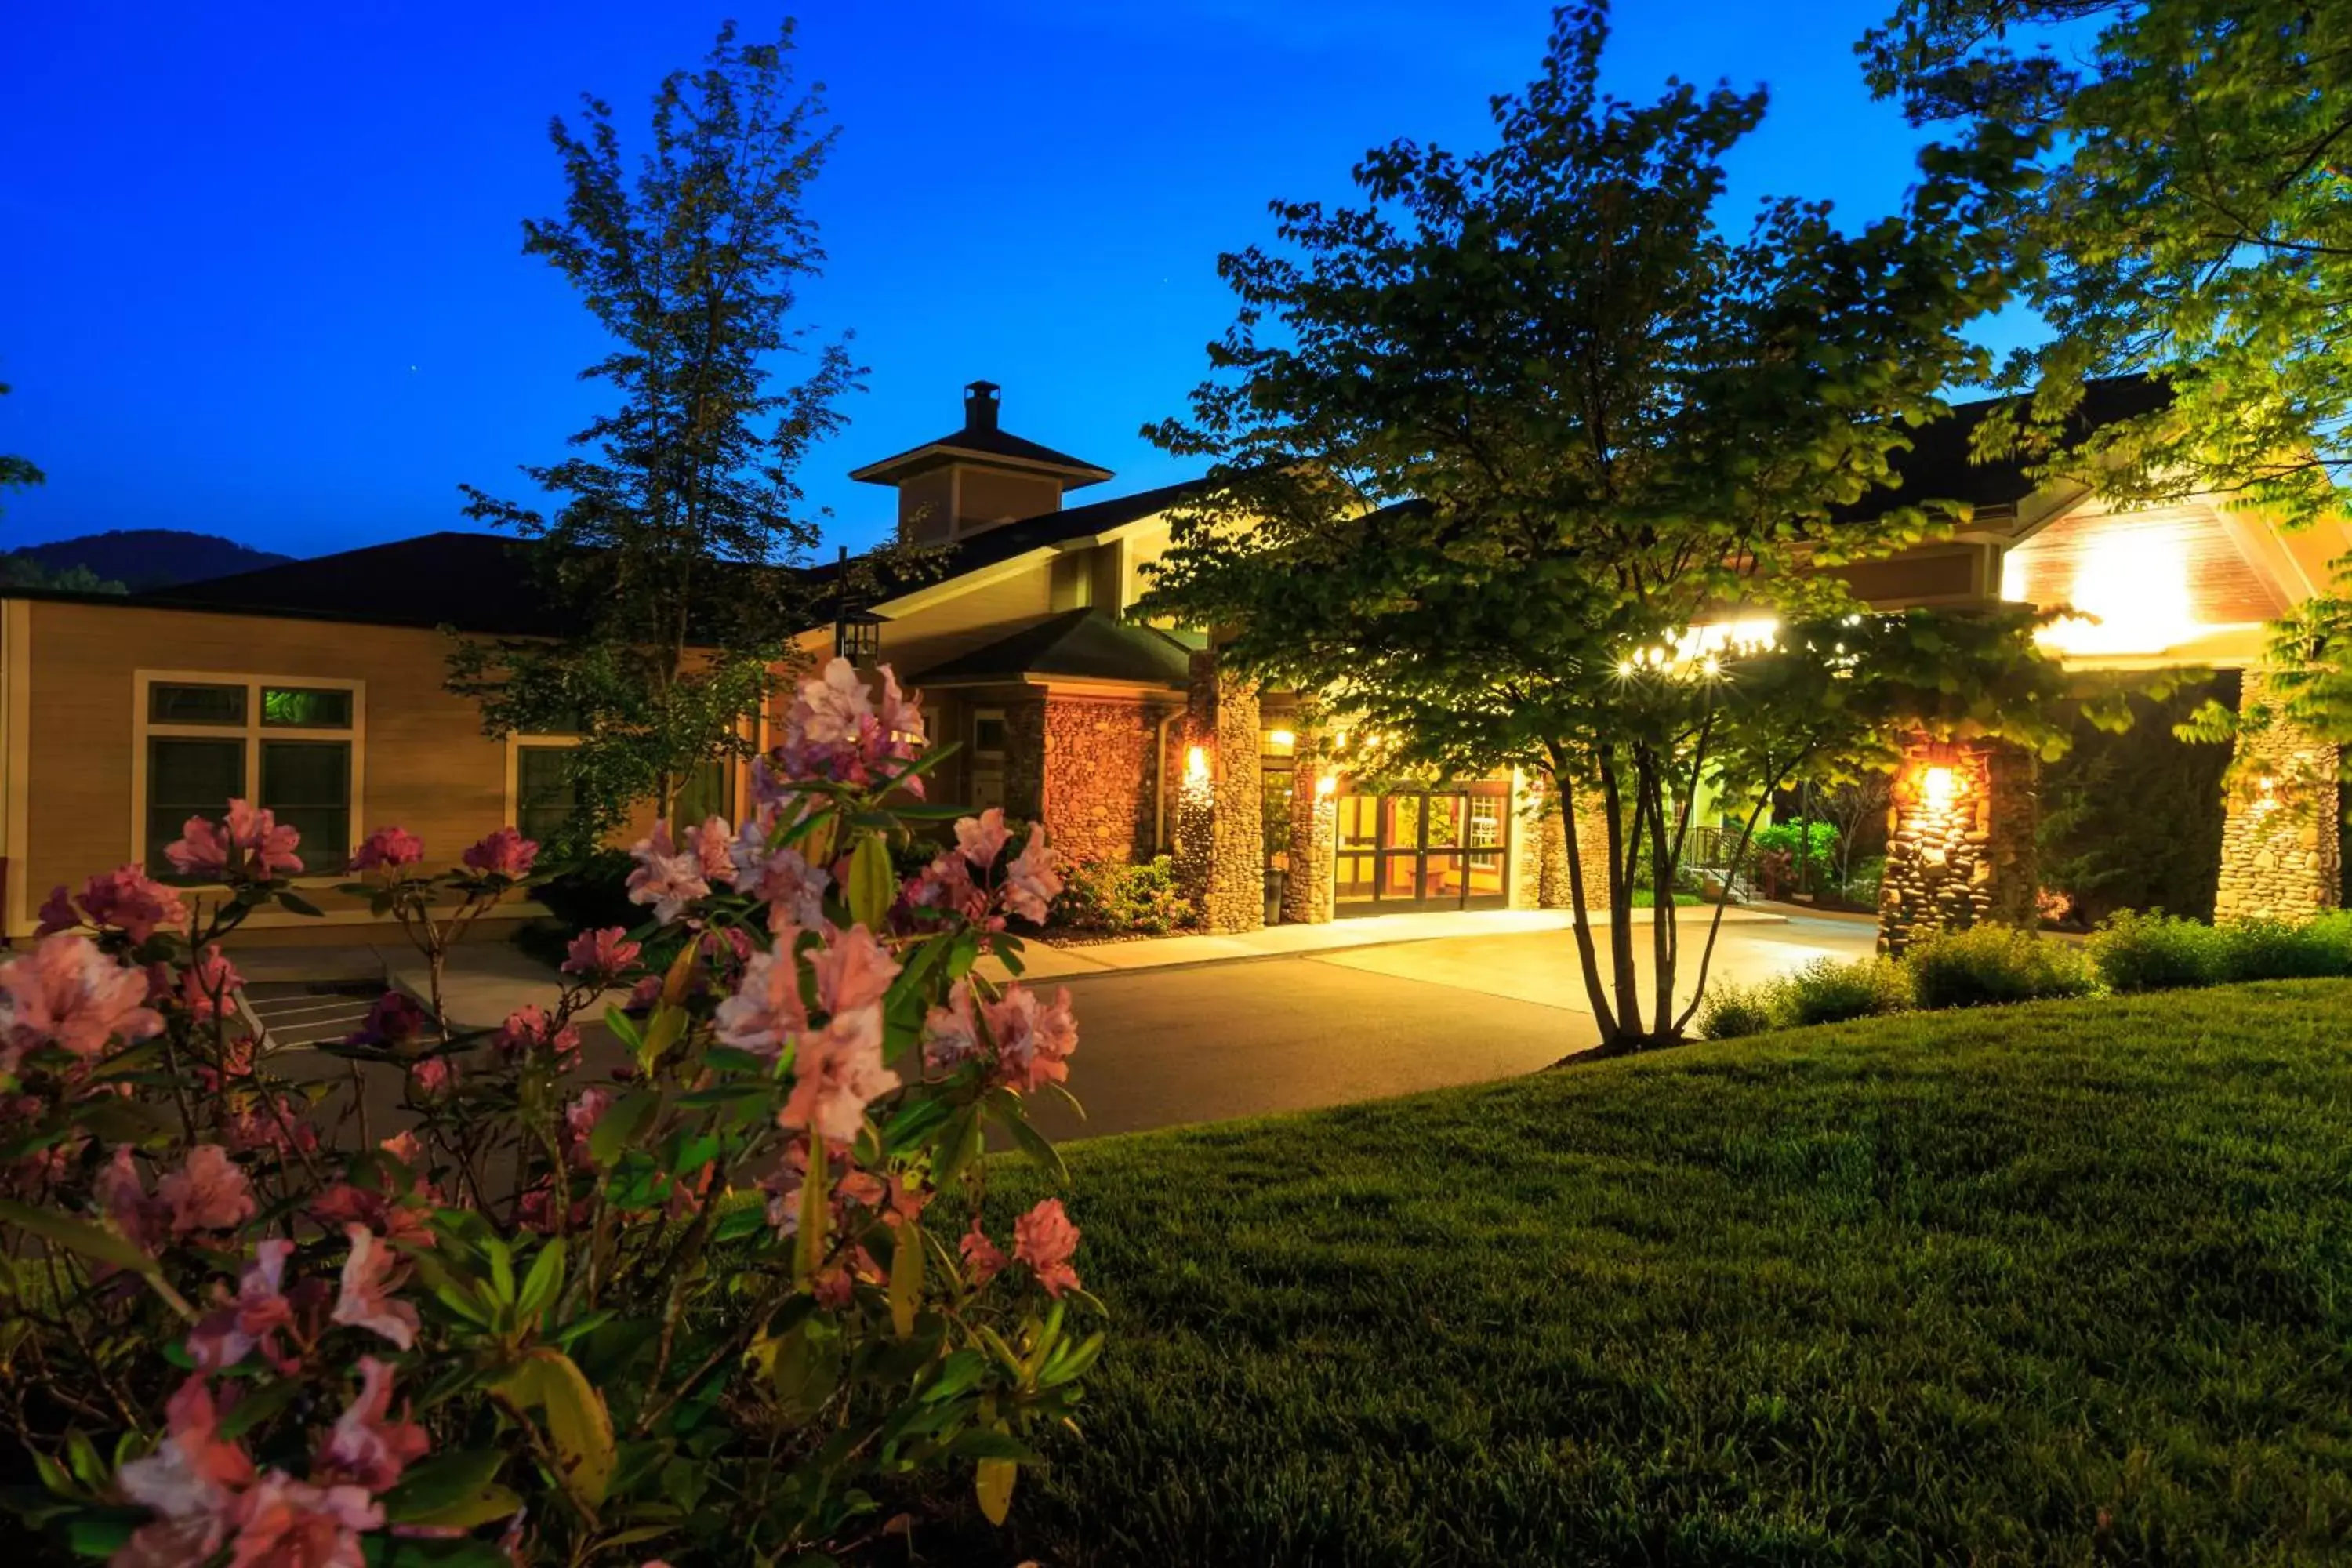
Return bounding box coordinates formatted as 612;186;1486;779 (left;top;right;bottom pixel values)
1012;1198;1082;1298
114;1377;256;1566
920;980;981;1073
1003;824;1063;924
626;821;709;924
713;939;810;1059
222;799;305;879
907;848;989;924
491;1005;581;1069
728;822;830;928
798;659;875;747
97;1145;165;1253
462;826;539;880
188;1239;296;1372
811;924;901;1015
780;1005;899;1145
180;945;244;1022
61;866;191;943
955;808;1012;871
222;1472;380;1567
160;1145;256;1237
378;1131;424;1171
771;659;928;793
960;1217;1007;1287
347;827;423;873
315;1356;429;1493
683;815;736;886
343;991;426;1051
165;815;233;879
0;931;163;1065
405;1057;456;1100
564;1086;614;1171
332;1224;419;1350
560;926;641;983
985;984;1079;1094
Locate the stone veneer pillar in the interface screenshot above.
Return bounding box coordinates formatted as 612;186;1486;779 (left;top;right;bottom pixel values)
2214;670;2343;921
1877;738;2039;953
1173;649;1265;933
1281;720;1336;925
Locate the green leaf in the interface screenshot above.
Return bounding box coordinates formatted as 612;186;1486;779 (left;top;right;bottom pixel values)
216;1376;305;1440
379;1449;513;1527
888;1222;924;1338
587;1089;660;1170
846;832;896;931
796;1136;828;1283
974;1457;1017;1526
989;1101;1069;1189
515;1238;566;1325
952;1428;1045;1465
0;1200;156;1277
274;888;325;918
494;1349;616;1508
933;1105;983;1190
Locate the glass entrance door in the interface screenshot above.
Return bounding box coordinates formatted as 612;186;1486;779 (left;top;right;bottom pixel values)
1334;781;1510;913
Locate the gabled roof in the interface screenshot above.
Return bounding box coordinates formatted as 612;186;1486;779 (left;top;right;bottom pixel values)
848;423;1115;488
139;532;567;635
910;608;1196;690
1834;374;2172;524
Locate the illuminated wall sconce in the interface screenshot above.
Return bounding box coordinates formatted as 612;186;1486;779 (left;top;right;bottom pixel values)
1313;772;1338;798
1268;728;1297;749
1185;744;1210;783
2252;774;2279;814
1921;764;1960;813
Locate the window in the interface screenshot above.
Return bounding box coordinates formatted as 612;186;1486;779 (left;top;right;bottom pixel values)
973;710;1007;757
675;757;735;826
139;674;361;878
514;744;578;848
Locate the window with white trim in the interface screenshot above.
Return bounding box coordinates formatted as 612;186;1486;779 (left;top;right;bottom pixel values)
138;675;362;877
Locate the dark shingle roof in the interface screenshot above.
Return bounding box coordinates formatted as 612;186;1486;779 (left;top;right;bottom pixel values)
910;608;1196;689
139;532;568;634
848;424;1114;488
1835;375;2172;522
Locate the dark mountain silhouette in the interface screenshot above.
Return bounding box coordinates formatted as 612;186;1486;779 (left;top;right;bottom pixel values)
2;529;295;593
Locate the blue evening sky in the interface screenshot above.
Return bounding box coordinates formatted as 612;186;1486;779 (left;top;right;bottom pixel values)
0;1;2037;561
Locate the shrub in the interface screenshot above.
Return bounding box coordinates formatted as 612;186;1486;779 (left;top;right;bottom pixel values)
1907;923;2097;1010
1052;855;1189;935
2089;909;2223;992
0;657;1101;1564
1697;982;1780;1040
1752;819;1838;891
2214;915;2352;981
1842;853;1886;906
1780;955;1913;1026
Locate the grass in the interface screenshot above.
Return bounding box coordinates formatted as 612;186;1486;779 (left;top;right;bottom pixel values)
985;982;2352;1566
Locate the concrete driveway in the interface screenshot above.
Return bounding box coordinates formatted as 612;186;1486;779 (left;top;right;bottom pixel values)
1031;913;1878;1140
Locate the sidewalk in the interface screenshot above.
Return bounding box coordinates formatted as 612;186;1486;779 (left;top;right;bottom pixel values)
988;903;1787;982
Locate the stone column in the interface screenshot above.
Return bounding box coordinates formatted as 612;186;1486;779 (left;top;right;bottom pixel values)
1173;648;1265;933
2214;670;2343;921
1877;738;2039;953
1281;720;1336;925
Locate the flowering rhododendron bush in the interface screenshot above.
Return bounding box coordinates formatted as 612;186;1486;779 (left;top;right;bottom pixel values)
0;659;1101;1566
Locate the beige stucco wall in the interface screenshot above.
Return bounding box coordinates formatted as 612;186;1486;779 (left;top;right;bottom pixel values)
8;598;522;937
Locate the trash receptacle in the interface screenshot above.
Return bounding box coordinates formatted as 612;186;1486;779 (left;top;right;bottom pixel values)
1264;868;1286;925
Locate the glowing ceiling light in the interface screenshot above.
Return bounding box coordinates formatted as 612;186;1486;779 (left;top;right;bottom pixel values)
1268;728;1297;749
2029;532;2198;656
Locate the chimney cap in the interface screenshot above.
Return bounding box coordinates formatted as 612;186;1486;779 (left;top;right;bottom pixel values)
963;380;1001;430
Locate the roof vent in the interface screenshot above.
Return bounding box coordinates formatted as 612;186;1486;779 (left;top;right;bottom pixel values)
963;380;1001;433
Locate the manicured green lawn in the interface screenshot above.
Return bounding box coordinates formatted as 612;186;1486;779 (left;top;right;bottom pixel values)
993;982;2352;1566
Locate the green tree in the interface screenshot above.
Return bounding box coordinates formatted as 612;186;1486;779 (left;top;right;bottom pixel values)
450;19;858;852
1862;0;2352;525
1139;2;2085;1051
0;377;44;524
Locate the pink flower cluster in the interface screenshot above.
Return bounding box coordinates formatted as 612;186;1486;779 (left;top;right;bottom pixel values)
765;659;928;797
716;924;902;1143
460;826;539;880
908;808;1065;927
165;800;303;882
920;978;1078;1094
35;865;190;944
491;1004;583;1071
561;925;641;985
961;1197;1083;1299
100;1144;257;1252
113;1346;427;1568
1;931;163;1074
346;827;423;875
624;812;832;934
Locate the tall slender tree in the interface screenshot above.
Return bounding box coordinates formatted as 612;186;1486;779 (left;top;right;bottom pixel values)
451;20;859;850
1139;3;2086;1050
